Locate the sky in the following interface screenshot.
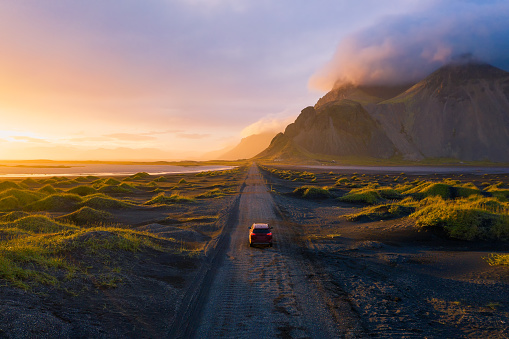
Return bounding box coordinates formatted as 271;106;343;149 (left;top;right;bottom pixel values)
0;0;507;160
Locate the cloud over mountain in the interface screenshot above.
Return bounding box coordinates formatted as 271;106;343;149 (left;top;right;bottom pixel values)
309;0;509;90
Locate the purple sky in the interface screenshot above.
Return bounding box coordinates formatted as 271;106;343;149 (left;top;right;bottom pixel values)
0;0;506;160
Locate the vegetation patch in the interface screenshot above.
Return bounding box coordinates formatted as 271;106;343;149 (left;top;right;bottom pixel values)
67;185;97;196
411;196;509;240
98;185;132;194
196;188;226;199
57;207;113;226
127;172;151;180
145;192;194;205
2;215;77;234
292;186;331;199
347;204;415;222
484;253;509;266
0;189;45;206
38;184;57;194
80;194;134;210
24;193;83;212
0;181;22;192
0;196;20;211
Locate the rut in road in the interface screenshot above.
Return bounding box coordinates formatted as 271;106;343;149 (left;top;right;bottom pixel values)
191;164;359;338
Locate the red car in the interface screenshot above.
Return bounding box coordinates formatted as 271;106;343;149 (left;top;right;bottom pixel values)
249;223;273;247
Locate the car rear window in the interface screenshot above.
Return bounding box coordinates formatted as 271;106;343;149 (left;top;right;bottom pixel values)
252;228;270;234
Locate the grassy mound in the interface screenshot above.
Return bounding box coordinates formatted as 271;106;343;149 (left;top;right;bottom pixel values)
411;196;509;240
57;207;113;226
292;186;331;199
127;172;151;180
103;178;121;185
154;176;168;182
0;196;20;211
347;204;415;222
3;215;77;233
38;184;57;194
98;185;132;194
0;189;45;206
24;193;83;211
0;226;166;289
0;181;22;192
21;178;39;187
339;184;403;205
80;194;133;209
196;188;226;199
335;177;350;185
0;211;30;222
145;192;194;205
67;185;97;196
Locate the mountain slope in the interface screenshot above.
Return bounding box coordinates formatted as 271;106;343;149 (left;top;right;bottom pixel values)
259;62;509;163
372;63;509;161
216;132;277;160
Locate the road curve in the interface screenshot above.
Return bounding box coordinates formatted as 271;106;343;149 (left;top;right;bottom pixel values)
176;164;360;338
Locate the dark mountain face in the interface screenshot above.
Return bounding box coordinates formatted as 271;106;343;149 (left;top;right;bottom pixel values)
373;63;509;161
262;62;509;162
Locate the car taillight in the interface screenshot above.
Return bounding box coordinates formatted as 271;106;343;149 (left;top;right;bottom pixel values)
267;233;272;236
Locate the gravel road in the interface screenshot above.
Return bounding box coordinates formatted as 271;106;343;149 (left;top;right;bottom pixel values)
175;164;362;338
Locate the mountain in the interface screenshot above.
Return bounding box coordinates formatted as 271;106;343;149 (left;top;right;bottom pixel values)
204;132;277;160
260;62;509;163
372;63;509;161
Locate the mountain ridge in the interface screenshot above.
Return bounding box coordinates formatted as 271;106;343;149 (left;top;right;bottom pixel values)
260;62;509;163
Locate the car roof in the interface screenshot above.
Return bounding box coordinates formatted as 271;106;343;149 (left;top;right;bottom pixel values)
252;223;269;229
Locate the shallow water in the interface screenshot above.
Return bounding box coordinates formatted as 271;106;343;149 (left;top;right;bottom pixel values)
0;164;234;178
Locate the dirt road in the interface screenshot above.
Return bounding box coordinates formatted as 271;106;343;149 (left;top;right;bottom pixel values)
172;164;361;338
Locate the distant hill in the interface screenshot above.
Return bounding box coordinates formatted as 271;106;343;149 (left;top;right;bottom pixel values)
259;62;509;163
206;132;277;160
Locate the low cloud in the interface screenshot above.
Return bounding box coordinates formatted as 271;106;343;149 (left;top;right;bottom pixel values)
309;1;509;90
104;133;157;142
177;133;210;140
12;136;50;144
241;113;296;137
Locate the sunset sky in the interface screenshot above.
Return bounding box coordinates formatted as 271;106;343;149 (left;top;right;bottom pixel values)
1;1;507;160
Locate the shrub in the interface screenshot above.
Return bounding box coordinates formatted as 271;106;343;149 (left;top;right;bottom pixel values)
178;178;188;184
154;176;168;182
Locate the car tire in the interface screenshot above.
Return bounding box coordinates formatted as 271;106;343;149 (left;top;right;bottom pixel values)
269;243;273;247
249;243;253;247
